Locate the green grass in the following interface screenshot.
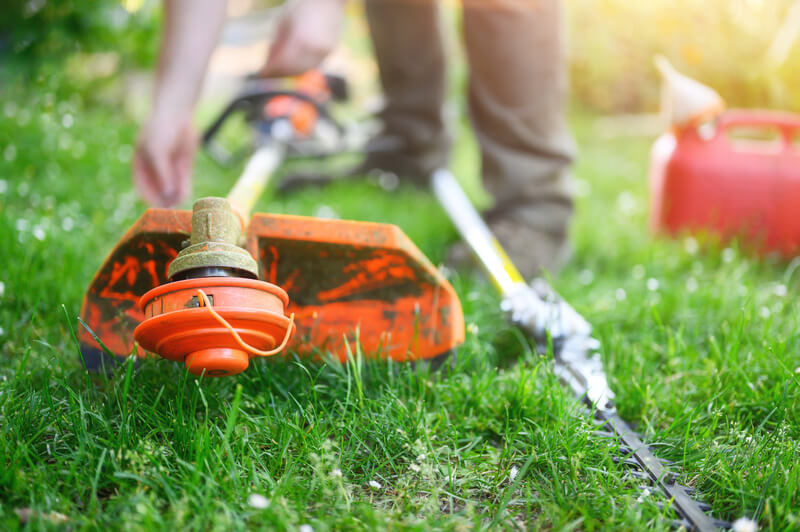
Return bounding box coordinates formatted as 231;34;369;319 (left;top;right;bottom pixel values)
1;69;799;531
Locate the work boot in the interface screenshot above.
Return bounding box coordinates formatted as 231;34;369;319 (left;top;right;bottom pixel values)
363;0;450;182
352;129;448;188
448;201;572;279
276;133;438;193
454;0;575;278
281;0;450;193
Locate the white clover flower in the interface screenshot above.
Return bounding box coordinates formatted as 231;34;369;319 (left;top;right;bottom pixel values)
313;205;339;220
438;264;454;279
368;480;382;490
72;141;87;159
4;144;16;163
574;178;591;198
616;191;638;216
467;323;479;335
647;278;659;291
686;277;699;293
0;281;4;298
58;134;72;151
636;487;652;503
509;465;519;481
615;288;626;301
247;493;270;509
117;144;133;163
409;463;420;473
684;237;699;255
416;453;426;462
794;366;799;374
16;109;31;126
632;264;645;280
578;269;594;285
62;217;74;232
759;307;771;319
722;248;736;263
0;327;5;336
330;468;342;478
299;525;313;532
732;516;758;532
773;284;787;297
378;171;399;191
33;226;46;241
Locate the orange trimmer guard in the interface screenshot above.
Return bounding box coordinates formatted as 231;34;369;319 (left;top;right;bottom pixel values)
247;213;463;363
78;209;464;371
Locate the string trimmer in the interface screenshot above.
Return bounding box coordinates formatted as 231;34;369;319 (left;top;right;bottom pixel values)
79;71;730;529
78;71;463;376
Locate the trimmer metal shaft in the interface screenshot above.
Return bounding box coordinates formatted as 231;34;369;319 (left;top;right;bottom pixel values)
431;168;726;532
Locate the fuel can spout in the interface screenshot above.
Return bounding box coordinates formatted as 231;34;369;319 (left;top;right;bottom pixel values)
654;55;724;130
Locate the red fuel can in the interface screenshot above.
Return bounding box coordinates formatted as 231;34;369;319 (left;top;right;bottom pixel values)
649;110;800;256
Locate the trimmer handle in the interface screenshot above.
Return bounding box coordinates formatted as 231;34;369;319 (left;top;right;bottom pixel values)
242;71;349;101
201;89;330;166
202;71;347;167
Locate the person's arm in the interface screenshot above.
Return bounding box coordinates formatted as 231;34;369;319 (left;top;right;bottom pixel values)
260;0;347;78
134;0;227;207
152;0;227;130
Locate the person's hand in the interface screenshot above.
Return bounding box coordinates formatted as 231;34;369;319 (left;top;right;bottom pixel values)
260;0;346;77
133;111;197;208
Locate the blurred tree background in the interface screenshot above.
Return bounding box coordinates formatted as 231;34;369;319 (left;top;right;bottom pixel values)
568;0;800;113
1;0;160;67
1;0;800;113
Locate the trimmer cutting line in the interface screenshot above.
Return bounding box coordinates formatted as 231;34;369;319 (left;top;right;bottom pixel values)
78;72;730;529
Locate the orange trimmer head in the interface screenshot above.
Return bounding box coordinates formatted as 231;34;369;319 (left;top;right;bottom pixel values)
135;276;295;376
78;208;464;374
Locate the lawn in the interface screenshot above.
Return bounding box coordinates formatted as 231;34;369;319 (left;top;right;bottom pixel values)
0;60;799;531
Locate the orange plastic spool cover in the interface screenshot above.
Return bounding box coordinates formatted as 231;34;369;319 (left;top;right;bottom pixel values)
134;277;294;377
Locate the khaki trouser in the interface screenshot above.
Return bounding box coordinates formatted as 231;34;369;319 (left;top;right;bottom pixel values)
365;0;575;275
